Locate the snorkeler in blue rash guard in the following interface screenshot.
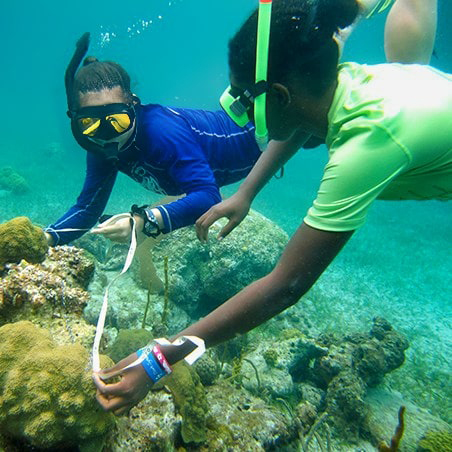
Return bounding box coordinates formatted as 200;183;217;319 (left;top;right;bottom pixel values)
43;33;299;246
45;99;262;244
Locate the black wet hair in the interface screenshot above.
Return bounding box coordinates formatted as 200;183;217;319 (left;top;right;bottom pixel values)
229;0;359;95
71;57;133;107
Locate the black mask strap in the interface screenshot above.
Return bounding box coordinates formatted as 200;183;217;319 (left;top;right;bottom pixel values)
65;32;90;114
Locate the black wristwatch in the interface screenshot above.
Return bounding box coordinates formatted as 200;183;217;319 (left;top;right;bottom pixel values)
130;204;161;237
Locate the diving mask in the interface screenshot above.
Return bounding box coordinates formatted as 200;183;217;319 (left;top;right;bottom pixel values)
220;0;272;151
69;102;137;159
71;103;136;141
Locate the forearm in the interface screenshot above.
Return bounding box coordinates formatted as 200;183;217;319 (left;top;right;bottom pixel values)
164;223;353;362
160;272;297;364
237;130;310;201
155;188;221;233
45;207;102;245
180;272;300;347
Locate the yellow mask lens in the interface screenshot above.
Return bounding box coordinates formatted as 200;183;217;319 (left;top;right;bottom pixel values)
79;118;101;136
106;113;131;133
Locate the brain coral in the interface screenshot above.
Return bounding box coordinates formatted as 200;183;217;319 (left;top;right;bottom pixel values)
0;321;115;449
0;217;48;269
418;430;452;452
0;166;29;194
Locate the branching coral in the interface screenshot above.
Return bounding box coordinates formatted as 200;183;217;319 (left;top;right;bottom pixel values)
378;405;406;451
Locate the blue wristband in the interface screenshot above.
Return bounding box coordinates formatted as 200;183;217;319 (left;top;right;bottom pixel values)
136;347;167;383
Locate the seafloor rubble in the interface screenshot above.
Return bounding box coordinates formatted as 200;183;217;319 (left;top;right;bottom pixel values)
0;213;450;451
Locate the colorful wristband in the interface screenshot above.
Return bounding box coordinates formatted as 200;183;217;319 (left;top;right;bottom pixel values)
152;344;172;375
136;346;170;383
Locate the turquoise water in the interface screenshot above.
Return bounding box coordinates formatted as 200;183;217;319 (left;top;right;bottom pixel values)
1;0;451;426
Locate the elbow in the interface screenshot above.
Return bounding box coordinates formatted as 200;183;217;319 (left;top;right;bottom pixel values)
267;270;312;309
207;187;222;204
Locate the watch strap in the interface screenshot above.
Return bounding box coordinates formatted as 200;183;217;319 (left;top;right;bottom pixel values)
130;204;161;237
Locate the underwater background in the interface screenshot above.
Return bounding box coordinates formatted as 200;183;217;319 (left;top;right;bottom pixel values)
1;0;451;443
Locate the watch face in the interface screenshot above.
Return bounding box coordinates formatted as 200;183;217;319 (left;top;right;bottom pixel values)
143;209;160;237
144;221;158;236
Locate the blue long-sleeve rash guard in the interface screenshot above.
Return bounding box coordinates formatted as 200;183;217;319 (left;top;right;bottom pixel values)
46;104;261;245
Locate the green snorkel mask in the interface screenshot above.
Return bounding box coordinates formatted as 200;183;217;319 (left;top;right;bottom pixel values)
220;0;272;151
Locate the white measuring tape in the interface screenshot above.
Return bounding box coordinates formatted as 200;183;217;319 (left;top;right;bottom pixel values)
91;213;138;372
48;213;205;374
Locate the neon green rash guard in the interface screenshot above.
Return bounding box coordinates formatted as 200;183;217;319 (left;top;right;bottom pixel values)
304;62;452;232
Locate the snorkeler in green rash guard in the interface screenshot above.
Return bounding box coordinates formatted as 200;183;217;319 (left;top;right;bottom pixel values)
197;0;440;238
93;0;448;416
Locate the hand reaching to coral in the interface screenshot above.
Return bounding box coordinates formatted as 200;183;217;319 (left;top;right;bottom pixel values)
93;352;154;416
195;193;251;243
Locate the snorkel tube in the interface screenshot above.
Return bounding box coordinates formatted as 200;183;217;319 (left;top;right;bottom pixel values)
65;32;90;114
254;0;272;151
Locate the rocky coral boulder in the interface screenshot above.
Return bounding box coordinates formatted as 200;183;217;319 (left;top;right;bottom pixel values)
235;329;328;398
232;317;409;436
0;217;48;269
105;378;299;451
0;321;115;450
312;317;409;432
1;246;95;328
84;209;288;334
152;209;288;317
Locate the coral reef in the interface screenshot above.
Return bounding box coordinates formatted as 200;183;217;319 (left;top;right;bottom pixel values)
378;405;406;451
0;166;29;195
1;246;94;326
234;333;328;397
0;217;48;269
106;328;153;363
0;321;115;450
233;317;409;438
83;209;287;334
315;317;409;431
164;362;208;444
193;353;219;386
417;430;452;452
203;380;298;450
104;378;299;451
365;387;451;451
152;209;288;317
